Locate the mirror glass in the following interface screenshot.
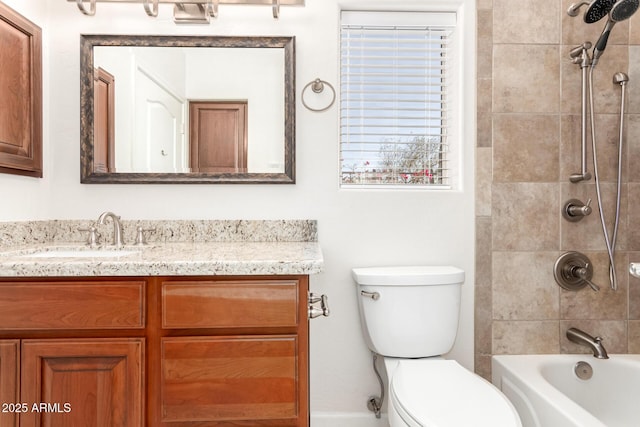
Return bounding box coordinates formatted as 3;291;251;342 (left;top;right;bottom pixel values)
80;35;295;183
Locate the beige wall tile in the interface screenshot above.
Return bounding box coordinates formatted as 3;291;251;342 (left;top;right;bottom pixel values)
476;0;637;365
628;48;640;114
560;182;628;251
493;321;560;354
626;114;640;181
493;45;560;113
629;321;640;351
561;46;628;115
493;114;559;182
474;354;493;381
477;10;493;79
493;0;560;44
591;45;630;114
477;78;493;148
627;184;640;250
493;251;560;320
560;252;628;319
492;183;559;251
476;148;493;216
476;0;493;11
476;217;493;355
559;113;628;184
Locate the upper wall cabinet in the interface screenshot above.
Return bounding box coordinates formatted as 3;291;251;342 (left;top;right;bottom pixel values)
0;3;42;178
80;35;296;184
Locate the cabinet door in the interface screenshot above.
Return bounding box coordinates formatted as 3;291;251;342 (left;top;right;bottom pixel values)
161;336;302;426
0;341;19;427
20;339;143;427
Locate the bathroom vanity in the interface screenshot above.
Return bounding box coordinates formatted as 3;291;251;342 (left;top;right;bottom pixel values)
0;220;324;427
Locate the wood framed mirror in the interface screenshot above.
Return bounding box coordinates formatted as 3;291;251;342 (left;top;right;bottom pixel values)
80;35;295;184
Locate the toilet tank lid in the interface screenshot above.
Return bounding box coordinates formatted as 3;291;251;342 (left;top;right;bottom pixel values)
352;266;465;286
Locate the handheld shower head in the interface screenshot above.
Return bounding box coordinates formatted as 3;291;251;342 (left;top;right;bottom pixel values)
611;0;640;19
593;0;640;65
567;0;617;22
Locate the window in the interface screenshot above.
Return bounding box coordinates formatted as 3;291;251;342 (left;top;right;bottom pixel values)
340;11;458;189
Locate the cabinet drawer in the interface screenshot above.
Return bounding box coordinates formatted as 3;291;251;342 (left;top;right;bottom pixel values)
0;281;145;329
161;336;299;423
162;280;299;329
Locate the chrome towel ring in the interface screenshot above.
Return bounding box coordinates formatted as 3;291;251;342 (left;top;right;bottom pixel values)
302;78;336;112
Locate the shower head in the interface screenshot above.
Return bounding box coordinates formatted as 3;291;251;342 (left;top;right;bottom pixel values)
610;0;640;20
592;0;640;65
567;0;617;23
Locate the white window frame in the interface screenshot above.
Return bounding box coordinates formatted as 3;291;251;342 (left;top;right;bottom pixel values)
339;3;471;191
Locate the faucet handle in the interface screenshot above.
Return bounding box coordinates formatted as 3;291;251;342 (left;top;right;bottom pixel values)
576;263;600;292
134;226;156;246
78;226;100;248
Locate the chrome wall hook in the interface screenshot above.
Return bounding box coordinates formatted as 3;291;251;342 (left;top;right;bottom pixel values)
272;0;280;19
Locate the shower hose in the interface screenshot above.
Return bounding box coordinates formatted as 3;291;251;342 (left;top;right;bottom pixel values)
587;66;626;291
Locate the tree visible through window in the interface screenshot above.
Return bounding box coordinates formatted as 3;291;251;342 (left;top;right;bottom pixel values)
340;11;456;188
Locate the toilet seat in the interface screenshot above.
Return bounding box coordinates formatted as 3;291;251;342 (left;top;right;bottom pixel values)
390;359;521;427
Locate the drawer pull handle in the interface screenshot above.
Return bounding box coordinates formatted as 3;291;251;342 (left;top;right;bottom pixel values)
308;292;330;319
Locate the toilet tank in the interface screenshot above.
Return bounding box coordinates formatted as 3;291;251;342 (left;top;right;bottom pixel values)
353;266;465;358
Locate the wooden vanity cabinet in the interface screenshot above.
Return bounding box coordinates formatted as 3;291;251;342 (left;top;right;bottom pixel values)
0;275;310;427
155;278;309;427
0;279;146;427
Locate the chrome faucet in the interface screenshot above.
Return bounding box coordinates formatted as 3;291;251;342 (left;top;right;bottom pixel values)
566;327;609;359
98;211;124;248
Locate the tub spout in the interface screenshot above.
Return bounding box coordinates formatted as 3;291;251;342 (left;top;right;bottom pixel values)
566;328;609;359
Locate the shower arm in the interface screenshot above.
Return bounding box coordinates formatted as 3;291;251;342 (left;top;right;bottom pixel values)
570;42;593;183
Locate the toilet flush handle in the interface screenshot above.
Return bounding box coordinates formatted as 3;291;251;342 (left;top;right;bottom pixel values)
360;290;380;301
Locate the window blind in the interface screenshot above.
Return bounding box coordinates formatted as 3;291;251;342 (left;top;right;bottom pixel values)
340;11;456;188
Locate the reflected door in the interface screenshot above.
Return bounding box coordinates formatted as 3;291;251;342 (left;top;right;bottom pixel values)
133;68;186;173
189;101;248;173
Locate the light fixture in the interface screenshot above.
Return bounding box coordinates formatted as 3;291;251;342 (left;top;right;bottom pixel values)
71;0;304;23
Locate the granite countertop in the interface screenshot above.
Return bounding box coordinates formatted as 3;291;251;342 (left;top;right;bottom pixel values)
0;241;324;277
0;219;323;277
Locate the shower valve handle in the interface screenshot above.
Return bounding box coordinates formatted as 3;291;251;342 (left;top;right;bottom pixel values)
563;198;592;222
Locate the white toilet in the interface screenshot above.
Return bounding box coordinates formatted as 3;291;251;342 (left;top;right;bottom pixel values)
352;266;521;427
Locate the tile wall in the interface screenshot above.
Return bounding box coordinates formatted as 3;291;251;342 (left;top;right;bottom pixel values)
475;0;640;379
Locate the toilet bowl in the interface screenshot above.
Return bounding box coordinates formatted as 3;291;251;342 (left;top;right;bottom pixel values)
353;266;521;427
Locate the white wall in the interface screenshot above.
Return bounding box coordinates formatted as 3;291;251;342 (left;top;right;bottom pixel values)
0;0;476;424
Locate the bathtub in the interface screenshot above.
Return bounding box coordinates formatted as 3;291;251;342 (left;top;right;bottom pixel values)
492;354;640;427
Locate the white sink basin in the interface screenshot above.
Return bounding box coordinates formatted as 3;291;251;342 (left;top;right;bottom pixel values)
22;248;140;258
